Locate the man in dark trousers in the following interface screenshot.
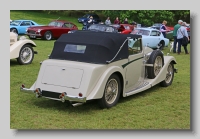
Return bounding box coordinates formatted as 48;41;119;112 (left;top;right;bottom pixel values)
172;20;183;53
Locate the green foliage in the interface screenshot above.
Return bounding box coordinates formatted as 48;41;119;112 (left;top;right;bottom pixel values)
102;10;190;26
10;11;190;129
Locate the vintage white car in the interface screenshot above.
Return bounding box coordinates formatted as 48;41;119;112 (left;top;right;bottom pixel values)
131;28;169;50
10;32;37;65
20;32;177;108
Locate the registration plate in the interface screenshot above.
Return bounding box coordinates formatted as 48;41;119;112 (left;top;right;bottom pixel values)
30;35;36;38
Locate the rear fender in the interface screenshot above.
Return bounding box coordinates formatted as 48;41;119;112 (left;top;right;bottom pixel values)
87;66;125;100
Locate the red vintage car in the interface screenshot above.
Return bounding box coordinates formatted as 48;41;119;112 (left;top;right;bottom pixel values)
110;24;134;34
26;20;78;40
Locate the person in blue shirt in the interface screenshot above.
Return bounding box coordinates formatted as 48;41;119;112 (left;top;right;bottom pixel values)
160;20;169;38
177;22;190;54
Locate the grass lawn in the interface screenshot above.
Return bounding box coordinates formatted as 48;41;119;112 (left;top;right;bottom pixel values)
10;10;190;129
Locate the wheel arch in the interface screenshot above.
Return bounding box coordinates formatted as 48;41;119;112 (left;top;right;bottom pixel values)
10;27;18;33
87;66;125;100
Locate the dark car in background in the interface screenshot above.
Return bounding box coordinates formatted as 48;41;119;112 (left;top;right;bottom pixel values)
78;13;101;24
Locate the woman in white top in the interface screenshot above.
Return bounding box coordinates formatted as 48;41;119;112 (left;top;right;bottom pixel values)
105;17;111;25
177;22;190;54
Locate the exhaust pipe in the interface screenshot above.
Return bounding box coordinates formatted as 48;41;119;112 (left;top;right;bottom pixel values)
72;103;84;107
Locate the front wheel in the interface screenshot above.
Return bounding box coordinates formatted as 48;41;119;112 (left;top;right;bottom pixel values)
98;74;121;109
160;62;174;87
17;44;34;65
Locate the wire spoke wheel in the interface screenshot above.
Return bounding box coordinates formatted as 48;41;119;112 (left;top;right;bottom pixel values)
160;62;174;87
17;44;34;65
20;47;33;63
165;64;173;83
98;74;121;109
105;79;118;104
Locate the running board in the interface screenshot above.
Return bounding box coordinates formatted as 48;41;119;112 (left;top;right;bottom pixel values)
125;81;151;97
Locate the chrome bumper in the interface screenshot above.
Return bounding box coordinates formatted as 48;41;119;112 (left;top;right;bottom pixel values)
20;87;86;103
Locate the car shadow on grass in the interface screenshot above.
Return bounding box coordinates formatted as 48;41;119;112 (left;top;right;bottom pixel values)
32;98;100;113
10;60;20;66
31;85;161;113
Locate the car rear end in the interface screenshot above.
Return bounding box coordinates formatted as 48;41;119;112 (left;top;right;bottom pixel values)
20;59;106;103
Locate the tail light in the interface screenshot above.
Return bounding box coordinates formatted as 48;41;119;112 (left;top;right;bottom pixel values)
79;93;83;97
21;84;25;88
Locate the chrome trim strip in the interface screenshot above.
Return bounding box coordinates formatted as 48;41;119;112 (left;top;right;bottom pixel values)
20;87;35;93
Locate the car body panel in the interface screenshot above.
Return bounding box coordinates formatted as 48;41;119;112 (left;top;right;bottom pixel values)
26;20;78;39
20;32;177;107
131;28;169;49
10;32;37;62
10;20;41;34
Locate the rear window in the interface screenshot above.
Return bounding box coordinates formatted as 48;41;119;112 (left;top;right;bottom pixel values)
64;44;86;54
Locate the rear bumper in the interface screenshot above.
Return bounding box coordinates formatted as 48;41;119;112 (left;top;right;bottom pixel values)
20;87;86;103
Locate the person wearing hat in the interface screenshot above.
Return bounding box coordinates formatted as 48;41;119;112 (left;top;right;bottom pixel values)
172;20;183;53
176;22;190;54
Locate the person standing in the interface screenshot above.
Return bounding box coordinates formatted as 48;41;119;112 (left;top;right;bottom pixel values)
114;17;120;24
177;22;190;54
172;20;183;53
124;18;128;24
160;20;169;38
105;17;111;25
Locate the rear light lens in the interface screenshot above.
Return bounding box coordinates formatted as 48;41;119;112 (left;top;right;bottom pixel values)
21;84;25;88
79;93;83;97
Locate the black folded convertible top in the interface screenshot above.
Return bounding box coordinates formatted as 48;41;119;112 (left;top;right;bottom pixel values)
49;32;142;64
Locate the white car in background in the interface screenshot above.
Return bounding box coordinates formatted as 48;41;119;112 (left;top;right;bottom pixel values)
131;28;169;50
10;32;37;65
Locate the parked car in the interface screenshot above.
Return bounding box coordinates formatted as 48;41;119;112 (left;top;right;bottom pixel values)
25;20;78;40
20;32;177;109
110;24;134;34
151;23;174;31
131;28;169;49
78;13;101;24
10;32;37;65
69;24;118;33
10;20;41;35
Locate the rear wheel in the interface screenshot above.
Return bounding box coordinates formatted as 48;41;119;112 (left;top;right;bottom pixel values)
17;44;34;65
158;41;165;50
98;74;121;109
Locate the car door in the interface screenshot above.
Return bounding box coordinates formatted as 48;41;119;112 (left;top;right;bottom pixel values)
19;21;31;34
124;38;145;90
145;30;161;48
51;21;63;38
